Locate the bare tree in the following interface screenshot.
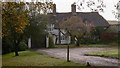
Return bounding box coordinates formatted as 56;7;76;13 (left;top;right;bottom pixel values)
59;16;94;46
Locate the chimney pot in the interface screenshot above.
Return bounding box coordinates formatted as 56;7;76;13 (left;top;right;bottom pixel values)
71;4;76;15
53;4;56;16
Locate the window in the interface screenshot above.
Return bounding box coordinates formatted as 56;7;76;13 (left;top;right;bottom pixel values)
61;36;67;40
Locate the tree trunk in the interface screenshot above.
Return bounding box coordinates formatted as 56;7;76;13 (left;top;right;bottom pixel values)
15;44;19;56
76;38;79;46
15;50;19;56
14;39;19;56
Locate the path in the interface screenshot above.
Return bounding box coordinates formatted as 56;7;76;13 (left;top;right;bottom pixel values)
36;47;119;66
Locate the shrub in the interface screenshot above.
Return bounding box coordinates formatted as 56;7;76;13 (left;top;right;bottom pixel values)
2;38;14;54
100;32;118;43
109;42;118;46
2;41;11;54
31;34;46;48
48;35;54;48
79;37;103;44
18;42;28;51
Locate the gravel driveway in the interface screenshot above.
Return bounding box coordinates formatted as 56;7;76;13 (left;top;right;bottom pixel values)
36;48;119;66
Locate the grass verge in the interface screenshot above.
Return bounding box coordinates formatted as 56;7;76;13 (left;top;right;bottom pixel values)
0;55;2;67
84;49;119;59
54;44;118;48
2;50;84;66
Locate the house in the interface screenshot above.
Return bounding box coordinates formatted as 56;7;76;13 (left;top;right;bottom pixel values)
47;3;109;45
100;21;120;42
107;20;120;32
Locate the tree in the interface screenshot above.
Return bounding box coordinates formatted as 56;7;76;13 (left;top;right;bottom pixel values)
76;0;119;20
2;0;54;54
2;2;29;56
59;16;94;46
90;26;105;41
25;1;54;48
26;14;48;48
26;1;54;14
76;0;106;12
114;1;120;20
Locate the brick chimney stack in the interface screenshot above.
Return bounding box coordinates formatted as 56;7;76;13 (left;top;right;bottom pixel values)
53;4;56;16
71;3;76;15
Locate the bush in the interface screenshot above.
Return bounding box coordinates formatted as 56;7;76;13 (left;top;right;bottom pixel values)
18;42;28;51
79;37;102;44
31;34;46;48
2;37;28;54
100;32;118;43
2;41;11;54
48;35;54;48
2;38;14;54
109;42;118;46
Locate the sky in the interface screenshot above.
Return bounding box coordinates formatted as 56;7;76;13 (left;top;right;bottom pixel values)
8;0;119;21
52;0;118;21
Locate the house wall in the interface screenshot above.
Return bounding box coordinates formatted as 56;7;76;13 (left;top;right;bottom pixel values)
52;35;56;44
47;24;71;45
47;24;54;32
52;34;71;44
60;36;71;44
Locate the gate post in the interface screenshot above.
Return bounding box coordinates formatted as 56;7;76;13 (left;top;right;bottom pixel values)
28;37;31;48
67;45;70;62
46;36;49;48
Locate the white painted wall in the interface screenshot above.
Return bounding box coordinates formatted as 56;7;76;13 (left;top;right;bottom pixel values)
28;37;31;48
46;36;49;48
47;23;71;45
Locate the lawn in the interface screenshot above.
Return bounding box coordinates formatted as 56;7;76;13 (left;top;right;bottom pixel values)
2;50;84;66
85;49;119;59
54;44;118;48
0;55;2;67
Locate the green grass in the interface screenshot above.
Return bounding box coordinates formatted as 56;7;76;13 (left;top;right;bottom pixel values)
84;44;118;48
54;44;117;48
54;45;77;48
0;55;2;67
85;49;118;58
2;50;84;66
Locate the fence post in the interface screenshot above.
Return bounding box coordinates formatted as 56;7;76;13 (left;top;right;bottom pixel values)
28;37;31;48
46;36;49;48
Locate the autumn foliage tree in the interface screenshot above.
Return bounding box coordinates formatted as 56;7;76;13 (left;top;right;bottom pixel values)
59;16;94;46
2;1;54;55
2;2;29;56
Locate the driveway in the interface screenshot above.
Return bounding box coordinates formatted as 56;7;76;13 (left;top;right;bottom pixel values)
36;47;119;66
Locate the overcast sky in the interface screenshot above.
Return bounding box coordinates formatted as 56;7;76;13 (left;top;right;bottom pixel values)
13;0;119;21
52;0;118;21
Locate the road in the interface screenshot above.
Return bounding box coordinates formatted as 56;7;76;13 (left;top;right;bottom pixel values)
36;47;119;66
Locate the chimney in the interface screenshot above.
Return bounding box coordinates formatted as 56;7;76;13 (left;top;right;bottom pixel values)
71;3;76;15
53;4;56;16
